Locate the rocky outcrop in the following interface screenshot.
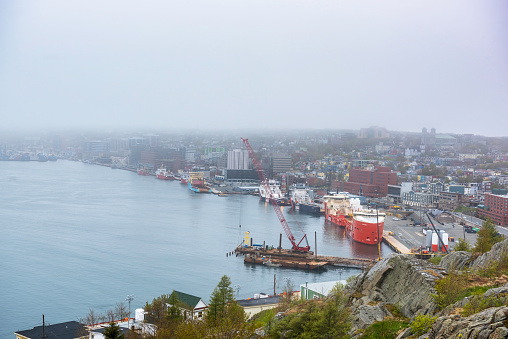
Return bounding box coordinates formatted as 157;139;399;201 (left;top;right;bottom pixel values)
439;251;473;271
427;306;508;339
346;254;446;334
471;238;508;271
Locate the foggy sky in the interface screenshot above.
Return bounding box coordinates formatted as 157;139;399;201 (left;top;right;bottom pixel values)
1;0;507;136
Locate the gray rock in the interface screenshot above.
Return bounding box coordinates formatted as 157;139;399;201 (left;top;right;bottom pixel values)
439;251;472;271
351;254;444;319
471;238;508;270
350;304;389;334
395;327;412;339
427;306;508;339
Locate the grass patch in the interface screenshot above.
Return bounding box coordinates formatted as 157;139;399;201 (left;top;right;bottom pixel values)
359;319;409;339
428;256;442;265
250;308;275;328
385;304;406;320
351;291;364;299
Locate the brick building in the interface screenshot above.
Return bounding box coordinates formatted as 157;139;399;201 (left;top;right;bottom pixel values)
438;191;464;211
343;166;397;198
478;193;508;226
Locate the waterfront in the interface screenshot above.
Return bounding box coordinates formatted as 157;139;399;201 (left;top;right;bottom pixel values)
0;161;392;336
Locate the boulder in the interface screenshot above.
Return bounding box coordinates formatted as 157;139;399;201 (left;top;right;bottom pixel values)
471;238;508;271
351;304;390;331
439;251;473;271
348;254;445;319
427;306;508;339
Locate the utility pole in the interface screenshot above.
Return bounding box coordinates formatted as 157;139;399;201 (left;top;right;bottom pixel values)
376;204;381;261
42;314;46;339
274;274;276;296
126;295;134;328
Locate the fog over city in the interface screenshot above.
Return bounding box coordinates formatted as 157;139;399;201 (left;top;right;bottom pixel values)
1;0;507;136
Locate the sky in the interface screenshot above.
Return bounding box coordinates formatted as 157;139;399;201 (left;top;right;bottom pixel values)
0;0;507;136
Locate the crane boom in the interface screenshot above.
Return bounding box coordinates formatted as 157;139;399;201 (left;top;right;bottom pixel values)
241;138;310;252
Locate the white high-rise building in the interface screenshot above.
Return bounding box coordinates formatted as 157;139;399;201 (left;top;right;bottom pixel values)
227;149;249;169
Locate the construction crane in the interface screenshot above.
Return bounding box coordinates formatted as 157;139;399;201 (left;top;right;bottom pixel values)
241;138;310;252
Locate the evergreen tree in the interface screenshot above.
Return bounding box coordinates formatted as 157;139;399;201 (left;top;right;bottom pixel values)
473;219;502;253
167;290;182;322
206;275;234;325
104;322;125;339
454;238;471;252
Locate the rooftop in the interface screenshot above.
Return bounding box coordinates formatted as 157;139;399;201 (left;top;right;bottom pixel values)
15;321;86;339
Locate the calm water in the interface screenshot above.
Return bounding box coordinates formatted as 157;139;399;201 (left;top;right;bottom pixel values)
0;161;392;336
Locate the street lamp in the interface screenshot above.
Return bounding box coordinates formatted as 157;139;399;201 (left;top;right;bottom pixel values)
126;295;134;328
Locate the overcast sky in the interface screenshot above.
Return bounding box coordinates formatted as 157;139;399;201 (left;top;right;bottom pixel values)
0;0;507;136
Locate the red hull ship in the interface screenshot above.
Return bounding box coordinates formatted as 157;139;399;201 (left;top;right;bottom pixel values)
324;194;385;245
137;168;150;176
155;165;174;180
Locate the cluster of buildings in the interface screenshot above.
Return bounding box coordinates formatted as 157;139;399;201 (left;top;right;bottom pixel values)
14;281;344;339
2;127;508;226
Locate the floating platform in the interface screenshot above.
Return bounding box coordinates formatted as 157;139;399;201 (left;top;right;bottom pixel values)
244;255;327;270
235;246;376;270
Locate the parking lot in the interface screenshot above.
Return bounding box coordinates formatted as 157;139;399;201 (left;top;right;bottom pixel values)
383;215;479;252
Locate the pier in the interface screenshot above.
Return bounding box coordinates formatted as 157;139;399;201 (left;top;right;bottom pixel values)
234;246;377;270
382;231;411;254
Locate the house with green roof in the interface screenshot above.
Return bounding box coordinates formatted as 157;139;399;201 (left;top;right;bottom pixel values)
170;291;208;320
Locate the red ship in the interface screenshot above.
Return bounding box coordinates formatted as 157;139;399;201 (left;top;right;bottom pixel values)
324;194;385;245
155;165;174;180
137;167;150;176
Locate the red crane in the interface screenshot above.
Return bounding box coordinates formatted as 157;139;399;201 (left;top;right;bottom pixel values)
241;138;310;252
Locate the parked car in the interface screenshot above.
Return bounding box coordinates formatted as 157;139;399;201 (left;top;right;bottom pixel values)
392;217;400;221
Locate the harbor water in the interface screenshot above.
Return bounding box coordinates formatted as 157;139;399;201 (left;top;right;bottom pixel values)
0;161;392;336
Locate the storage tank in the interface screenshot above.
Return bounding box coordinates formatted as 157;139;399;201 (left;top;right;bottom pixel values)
442;232;449;251
135;308;145;322
431;232;439;252
425;230;433;248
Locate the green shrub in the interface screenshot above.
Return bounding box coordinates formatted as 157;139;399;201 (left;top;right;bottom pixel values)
461;290;505;317
454;238;471;252
429;256;442;265
410;314;437;337
432;272;469;309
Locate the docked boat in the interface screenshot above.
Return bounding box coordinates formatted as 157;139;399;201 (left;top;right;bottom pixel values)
263;258;281;267
324;193;385;245
155;165;173;180
259;180;291;205
137;166;150;176
290;185;322;215
188;172;210;193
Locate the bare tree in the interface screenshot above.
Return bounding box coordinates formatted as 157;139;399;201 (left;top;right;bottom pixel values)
81;308;101;326
106;309;116;322
115;302;129;319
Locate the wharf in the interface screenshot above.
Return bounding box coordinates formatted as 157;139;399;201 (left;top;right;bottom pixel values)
235;246;376;270
382;231;411;254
